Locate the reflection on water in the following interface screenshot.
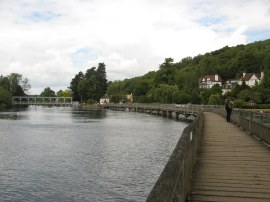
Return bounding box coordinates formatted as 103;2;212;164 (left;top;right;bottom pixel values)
72;108;107;121
0;106;187;202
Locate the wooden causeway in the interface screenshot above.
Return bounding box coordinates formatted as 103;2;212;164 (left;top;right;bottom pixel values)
189;112;270;202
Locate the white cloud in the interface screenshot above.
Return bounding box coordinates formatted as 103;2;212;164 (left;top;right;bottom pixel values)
0;0;269;94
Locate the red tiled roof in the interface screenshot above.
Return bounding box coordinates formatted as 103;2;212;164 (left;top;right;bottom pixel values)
239;72;262;81
199;75;222;82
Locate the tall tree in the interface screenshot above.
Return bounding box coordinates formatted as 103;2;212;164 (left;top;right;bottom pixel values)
40;87;56;97
84;67;98;101
261;53;270;88
70;71;84;101
0;86;12;109
96;62;108;99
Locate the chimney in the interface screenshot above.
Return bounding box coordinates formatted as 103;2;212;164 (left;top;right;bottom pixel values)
243;72;246;78
215;74;219;81
261;71;264;79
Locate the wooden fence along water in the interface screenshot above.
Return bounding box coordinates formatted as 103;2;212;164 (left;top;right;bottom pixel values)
106;103;270;202
146;112;204;202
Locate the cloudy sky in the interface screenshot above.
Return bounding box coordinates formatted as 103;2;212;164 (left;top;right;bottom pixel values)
1;0;270;94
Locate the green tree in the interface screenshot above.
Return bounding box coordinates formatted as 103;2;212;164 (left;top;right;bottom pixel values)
107;80;124;95
72;64;108;103
84;67;98;101
110;94;122;103
133;78;152;97
208;94;222;105
70;71;84;101
96;62;108;99
261;53;270;89
199;89;211;105
238;89;252;102
155;58;175;85
210;84;222;95
40;87;56;97
9;73;30;95
190;89;201;104
0;73;31;96
78;79;87;103
0;86;12;109
57;89;72;97
147;84;180;103
0;75;10;91
177;90;191;104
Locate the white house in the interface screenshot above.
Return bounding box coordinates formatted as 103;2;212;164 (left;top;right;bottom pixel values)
99;94;110;105
198;74;222;89
222;79;238;94
126;93;133;103
237;72;264;87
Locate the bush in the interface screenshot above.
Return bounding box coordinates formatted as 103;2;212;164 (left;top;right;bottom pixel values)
87;99;96;104
208;94;222;105
233;99;245;108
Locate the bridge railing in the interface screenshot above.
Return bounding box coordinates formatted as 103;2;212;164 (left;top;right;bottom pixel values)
12;96;73;106
105;103;222;113
146;112;204;202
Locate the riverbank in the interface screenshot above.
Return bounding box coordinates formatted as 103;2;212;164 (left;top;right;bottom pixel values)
77;103;105;110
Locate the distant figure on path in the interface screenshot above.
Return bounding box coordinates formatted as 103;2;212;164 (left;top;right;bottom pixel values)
225;99;233;122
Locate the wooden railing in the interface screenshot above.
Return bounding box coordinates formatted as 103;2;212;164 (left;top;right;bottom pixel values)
146;112;204;202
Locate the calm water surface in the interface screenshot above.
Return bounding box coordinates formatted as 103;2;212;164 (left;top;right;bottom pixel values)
0;107;187;202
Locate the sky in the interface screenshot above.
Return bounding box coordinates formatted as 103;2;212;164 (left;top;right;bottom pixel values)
1;0;270;95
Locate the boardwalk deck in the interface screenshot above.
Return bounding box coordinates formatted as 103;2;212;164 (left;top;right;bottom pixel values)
189;112;270;202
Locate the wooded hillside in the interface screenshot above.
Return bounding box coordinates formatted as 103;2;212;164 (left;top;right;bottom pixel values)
107;39;270;106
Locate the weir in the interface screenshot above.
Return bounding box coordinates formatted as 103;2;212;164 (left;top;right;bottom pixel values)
106;103;270;201
12;96;75;106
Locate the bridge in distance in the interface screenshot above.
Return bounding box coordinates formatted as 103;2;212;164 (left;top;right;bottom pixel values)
12;96;76;106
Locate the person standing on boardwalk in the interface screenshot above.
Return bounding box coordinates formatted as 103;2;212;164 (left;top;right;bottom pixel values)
225;99;233;122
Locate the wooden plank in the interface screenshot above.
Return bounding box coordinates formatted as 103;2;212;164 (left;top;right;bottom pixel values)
189;195;270;202
192;184;270;193
190;190;270;199
189;112;270;202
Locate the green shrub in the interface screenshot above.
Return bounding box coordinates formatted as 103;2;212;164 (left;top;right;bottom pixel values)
233;99;245;108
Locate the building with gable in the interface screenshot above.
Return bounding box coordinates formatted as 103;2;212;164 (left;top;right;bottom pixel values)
237;72;264;87
100;94;110;105
198;74;222;89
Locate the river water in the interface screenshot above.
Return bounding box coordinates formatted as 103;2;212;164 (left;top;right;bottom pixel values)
0;107;187;202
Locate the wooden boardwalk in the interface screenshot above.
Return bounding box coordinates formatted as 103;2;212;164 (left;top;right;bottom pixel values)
189;112;270;202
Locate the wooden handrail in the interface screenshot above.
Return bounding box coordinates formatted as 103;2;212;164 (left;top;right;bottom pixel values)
146;112;204;202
